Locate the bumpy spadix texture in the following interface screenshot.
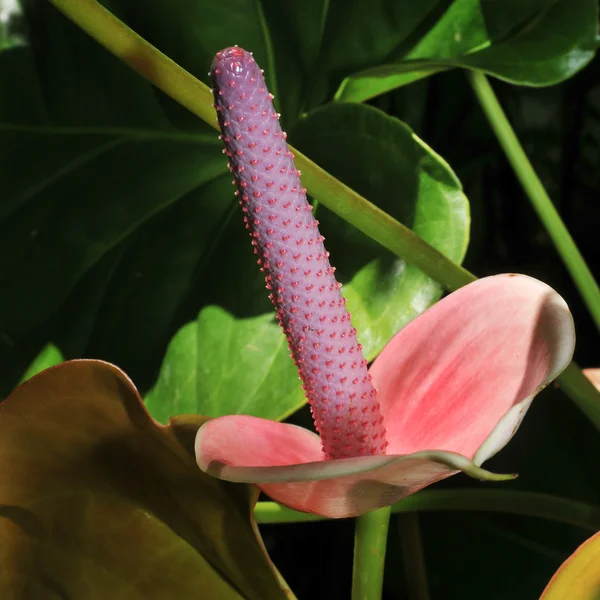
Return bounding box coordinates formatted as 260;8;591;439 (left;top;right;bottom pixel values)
211;47;387;459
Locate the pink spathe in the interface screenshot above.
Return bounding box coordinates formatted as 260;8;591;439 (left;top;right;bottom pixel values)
196;274;575;518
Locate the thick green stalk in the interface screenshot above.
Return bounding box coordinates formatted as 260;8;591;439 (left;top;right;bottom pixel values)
48;0;600;430
255;490;600;532
352;507;391;600
469;70;600;333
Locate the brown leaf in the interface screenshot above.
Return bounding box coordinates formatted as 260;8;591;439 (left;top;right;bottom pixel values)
0;360;290;599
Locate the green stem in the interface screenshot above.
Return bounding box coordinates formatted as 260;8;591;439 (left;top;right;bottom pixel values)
469;70;600;334
48;0;600;430
397;514;430;600
352;506;391;600
254;489;600;531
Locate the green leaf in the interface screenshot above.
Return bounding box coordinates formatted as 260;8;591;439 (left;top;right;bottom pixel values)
0;0;379;395
540;531;600;599
75;175;236;382
0;360;291;599
290;103;469;359
3;0;313;393
251;0;330;120
145;307;304;425
144;104;468;421
0;32;230;393
2;2;469;409
334;0;598;103
18;342;64;384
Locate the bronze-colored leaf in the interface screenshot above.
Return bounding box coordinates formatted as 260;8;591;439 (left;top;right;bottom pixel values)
0;360;290;599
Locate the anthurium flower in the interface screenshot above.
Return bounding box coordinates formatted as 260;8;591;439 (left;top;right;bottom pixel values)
195;47;576;519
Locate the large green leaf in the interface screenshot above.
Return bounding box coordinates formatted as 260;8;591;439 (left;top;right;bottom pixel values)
334;0;598;103
2;0;295;393
145;307;304;425
143;103;469;422
0;34;231;392
4;0;584;400
1;2;469;411
0;360;290;599
291;103;469;358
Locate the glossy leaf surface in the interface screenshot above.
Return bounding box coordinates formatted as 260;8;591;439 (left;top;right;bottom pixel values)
291;103;469;358
0;360;290;599
3;1;467;410
334;0;597;102
145;307;304;424
144;103;469;420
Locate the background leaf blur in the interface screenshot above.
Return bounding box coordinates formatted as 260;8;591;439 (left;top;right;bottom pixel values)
0;0;470;405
